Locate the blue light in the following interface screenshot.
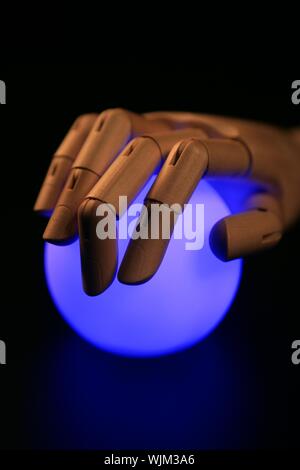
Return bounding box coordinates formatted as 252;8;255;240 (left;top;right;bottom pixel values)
44;178;242;357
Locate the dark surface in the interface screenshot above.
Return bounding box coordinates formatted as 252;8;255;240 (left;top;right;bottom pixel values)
0;66;299;454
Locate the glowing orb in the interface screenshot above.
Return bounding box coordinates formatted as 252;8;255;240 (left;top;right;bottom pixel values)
44;179;242;357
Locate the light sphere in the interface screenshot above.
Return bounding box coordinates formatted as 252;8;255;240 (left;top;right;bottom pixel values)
44;178;242;357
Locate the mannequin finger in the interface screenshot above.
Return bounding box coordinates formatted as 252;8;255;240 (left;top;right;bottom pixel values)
34;113;98;213
210;192;284;261
78;128;206;295
118;137;250;284
43;109;170;244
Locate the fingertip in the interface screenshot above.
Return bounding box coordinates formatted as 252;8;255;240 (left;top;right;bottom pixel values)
78;198;118;296
33;185;58;214
43;205;77;244
118;243;156;285
81;256;116;296
118;238;169;286
209;220;229;261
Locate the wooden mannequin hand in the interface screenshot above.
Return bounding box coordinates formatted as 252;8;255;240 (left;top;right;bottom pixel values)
34;110;300;295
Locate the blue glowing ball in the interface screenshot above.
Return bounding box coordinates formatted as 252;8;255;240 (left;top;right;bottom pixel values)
44;179;242;357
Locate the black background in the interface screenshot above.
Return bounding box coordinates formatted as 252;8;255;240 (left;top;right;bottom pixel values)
0;64;299;464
